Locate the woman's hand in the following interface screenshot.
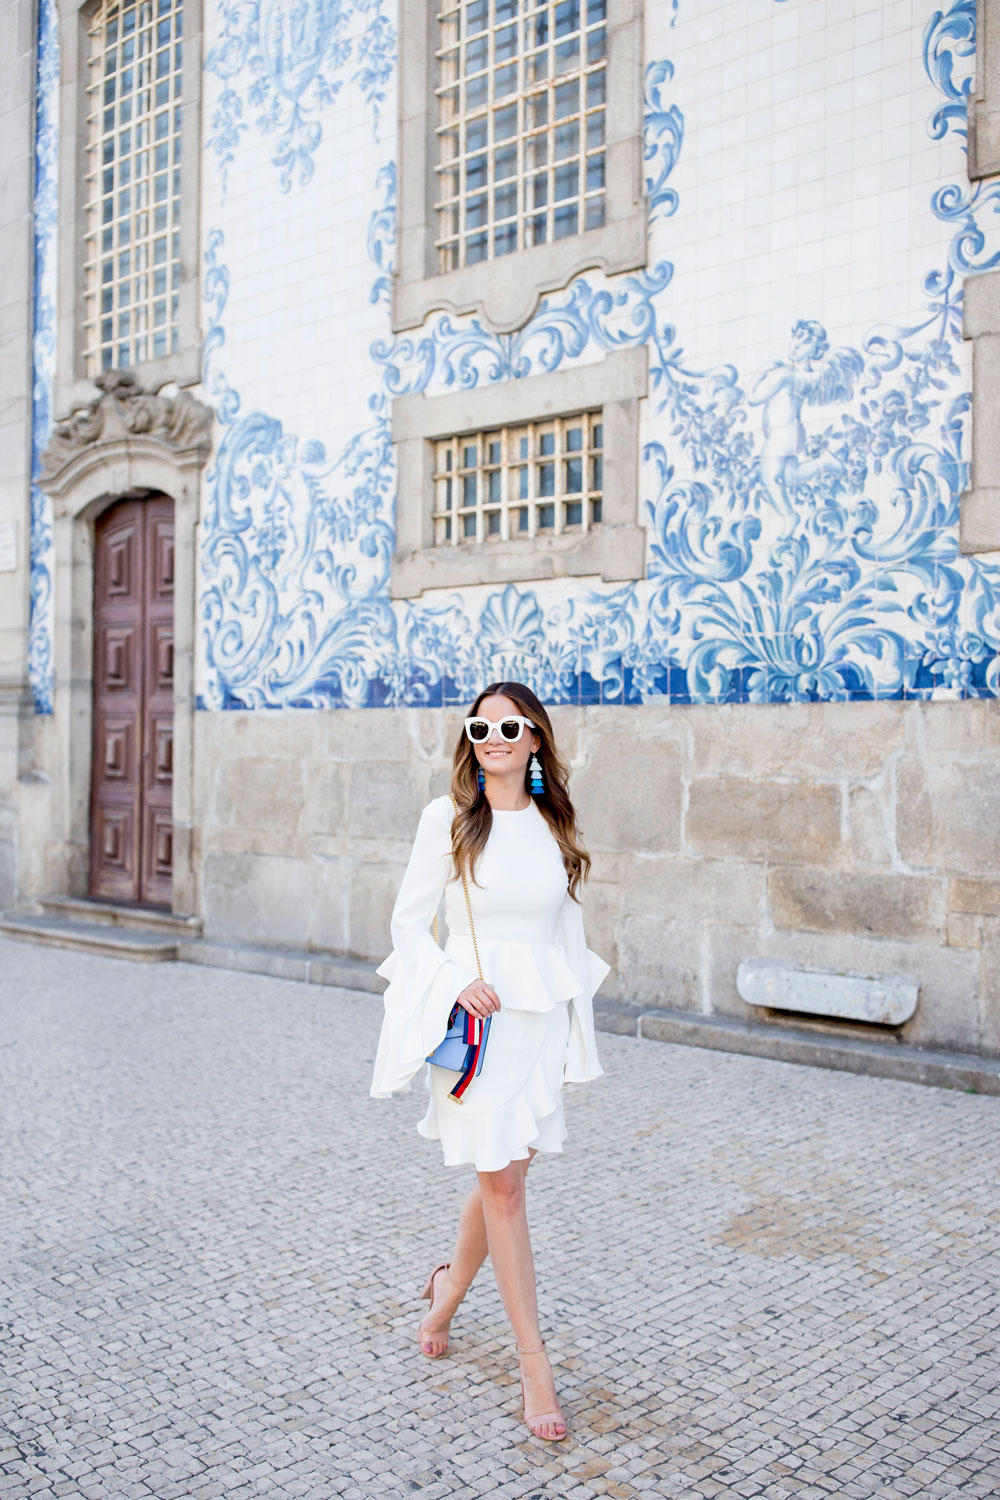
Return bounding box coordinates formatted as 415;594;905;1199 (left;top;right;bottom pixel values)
456;979;501;1020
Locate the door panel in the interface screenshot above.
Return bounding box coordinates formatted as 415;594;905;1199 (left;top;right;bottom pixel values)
90;496;174;907
141;496;174;906
90;506;143;901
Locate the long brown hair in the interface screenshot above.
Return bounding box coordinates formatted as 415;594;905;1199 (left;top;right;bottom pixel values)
449;681;591;900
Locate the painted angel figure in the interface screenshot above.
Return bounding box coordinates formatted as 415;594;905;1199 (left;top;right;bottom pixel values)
748;321;864;528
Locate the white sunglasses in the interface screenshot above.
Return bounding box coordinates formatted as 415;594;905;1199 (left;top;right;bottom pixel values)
464;715;537;744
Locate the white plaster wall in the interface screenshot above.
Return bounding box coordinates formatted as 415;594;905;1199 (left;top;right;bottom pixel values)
197;5;393;453
665;0;970;366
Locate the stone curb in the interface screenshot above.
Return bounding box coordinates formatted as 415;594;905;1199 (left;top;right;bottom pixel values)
177;936;384;991
594;999;1000;1095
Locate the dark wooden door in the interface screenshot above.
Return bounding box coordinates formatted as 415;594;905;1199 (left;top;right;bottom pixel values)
90;496;174;907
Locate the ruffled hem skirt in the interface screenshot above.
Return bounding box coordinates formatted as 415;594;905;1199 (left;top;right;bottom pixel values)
416;999;572;1171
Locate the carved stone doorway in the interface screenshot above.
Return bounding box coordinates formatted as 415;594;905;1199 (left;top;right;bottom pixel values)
90;495;174;907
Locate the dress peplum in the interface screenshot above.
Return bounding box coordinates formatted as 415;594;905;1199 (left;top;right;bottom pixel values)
370;794;609;1172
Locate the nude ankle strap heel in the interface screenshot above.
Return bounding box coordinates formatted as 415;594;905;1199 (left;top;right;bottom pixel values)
417;1261;471;1358
516;1340;568;1442
419;1261;470;1301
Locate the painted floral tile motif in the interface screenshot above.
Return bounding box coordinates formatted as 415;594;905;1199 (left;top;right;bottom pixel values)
28;0;1000;713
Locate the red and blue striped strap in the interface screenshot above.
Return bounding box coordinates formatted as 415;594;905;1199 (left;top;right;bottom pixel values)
448;1005;486;1103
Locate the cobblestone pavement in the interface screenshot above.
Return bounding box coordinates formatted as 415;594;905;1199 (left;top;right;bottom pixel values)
1;938;999;1500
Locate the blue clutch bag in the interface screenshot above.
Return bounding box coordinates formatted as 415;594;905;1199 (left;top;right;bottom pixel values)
426;1003;491;1075
425;797;490;1103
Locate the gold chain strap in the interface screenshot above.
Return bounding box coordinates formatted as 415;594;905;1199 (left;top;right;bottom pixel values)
431;796;483;982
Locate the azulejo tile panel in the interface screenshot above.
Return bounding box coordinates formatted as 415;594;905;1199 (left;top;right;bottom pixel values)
29;0;1000;713
28;0;59;715
203;0;394;195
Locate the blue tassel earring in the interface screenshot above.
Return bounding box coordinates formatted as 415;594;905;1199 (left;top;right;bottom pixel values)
477;764;485;792
529;754;544;796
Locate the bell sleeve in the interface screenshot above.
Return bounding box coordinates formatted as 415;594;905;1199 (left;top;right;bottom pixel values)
555;887;611;1086
370;795;478;1099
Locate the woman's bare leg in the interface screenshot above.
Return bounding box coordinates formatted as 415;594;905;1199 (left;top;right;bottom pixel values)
478;1153;565;1439
418;1151;536;1355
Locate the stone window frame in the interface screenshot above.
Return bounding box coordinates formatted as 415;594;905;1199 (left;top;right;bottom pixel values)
390;345;647;598
969;0;1000;180
394;0;647;335
53;0;204;420
961;0;1000;553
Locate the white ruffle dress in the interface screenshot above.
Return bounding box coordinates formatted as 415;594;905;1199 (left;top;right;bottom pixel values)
370;795;610;1172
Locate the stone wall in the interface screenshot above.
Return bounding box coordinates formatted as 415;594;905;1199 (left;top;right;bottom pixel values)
193;697;1000;1058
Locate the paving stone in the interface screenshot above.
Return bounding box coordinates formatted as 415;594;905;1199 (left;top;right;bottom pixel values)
0;936;999;1500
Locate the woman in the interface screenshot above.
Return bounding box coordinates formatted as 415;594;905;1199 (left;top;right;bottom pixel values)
370;681;610;1443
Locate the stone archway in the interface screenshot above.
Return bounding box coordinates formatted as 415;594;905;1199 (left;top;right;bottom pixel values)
36;371;212;915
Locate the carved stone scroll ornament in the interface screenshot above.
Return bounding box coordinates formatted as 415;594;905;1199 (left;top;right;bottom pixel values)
38;370;213;492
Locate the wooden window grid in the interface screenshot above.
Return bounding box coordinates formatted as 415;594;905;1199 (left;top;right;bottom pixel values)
82;0;184;374
434;0;607;273
433;412;604;544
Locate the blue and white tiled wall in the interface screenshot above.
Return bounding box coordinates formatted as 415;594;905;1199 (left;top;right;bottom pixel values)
29;0;1000;714
27;0;58;715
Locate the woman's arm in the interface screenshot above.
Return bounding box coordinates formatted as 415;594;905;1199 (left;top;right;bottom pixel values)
369;797;495;1098
388;797;465;977
387;797;498;1017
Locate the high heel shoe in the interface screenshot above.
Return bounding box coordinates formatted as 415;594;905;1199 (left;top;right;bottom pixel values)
516;1340;568;1441
417;1261;470;1358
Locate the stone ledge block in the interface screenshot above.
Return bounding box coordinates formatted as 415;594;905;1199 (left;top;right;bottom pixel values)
769;866;946;943
742;928;980;1054
737;956;919;1026
687;776;841;864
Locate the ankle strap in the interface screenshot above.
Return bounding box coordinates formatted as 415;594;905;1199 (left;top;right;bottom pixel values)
516;1341;546;1355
